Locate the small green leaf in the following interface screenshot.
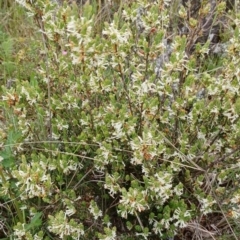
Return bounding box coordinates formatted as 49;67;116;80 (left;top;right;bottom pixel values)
0;149;15;168
126;221;133;230
25;212;42;231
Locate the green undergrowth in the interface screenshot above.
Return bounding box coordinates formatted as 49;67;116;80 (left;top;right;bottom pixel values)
1;0;240;239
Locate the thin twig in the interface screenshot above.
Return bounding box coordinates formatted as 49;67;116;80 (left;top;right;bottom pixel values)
35;12;52;142
156;128;205;172
135;211;144;231
205;174;239;240
73;167;94;190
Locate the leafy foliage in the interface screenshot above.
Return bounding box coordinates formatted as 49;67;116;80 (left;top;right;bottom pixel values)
1;0;240;239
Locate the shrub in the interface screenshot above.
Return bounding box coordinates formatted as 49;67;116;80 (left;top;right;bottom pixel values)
1;0;240;239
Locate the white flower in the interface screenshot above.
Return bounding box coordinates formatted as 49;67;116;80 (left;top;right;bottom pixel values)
230;194;240;204
119;188;149;216
111;121;124;139
199;197;216;214
173;208;191;228
15;0;34;12
102;22;131;44
65;206;76;217
174;183;183;196
14;223;26;239
89;201;102;220
104;174;121;197
229;207;240;219
152;219;163;236
98;227;117;240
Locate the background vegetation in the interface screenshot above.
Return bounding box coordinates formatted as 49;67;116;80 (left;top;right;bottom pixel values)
1;0;240;239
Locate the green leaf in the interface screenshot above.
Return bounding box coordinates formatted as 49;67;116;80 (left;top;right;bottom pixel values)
0;129;22;168
82;4;93;19
25;212;42;231
0;149;15;168
234;98;240;114
0;38;13;59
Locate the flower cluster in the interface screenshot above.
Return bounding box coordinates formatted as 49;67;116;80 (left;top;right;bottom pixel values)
48;211;84;239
